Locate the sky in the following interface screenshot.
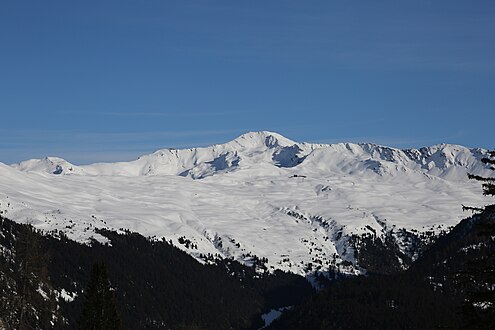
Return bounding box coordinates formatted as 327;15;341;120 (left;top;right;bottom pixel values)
1;1;494;164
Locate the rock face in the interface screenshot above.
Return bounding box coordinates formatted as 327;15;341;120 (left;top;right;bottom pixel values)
1;131;493;275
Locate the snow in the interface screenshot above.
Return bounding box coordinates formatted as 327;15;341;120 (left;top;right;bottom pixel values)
37;285;49;300
260;307;291;328
58;288;77;302
1;131;492;275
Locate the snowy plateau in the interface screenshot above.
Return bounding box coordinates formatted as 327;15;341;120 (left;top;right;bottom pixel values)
0;131;492;276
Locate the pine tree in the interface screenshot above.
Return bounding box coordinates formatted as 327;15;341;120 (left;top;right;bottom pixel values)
474;150;495;197
15;223;60;329
0;221;62;329
464;150;495;212
79;262;122;330
16;224;46;328
460;150;495;329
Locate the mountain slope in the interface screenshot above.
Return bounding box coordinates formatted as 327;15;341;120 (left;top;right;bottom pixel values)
267;207;495;330
1;132;492;276
0;216;313;329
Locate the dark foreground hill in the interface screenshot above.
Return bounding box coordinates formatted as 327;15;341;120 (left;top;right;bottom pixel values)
0;216;313;329
1;207;493;329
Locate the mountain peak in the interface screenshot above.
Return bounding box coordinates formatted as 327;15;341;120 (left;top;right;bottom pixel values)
230;131;297;149
12;157;80;175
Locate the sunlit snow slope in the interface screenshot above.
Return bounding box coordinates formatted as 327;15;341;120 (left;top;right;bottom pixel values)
1;132;492;275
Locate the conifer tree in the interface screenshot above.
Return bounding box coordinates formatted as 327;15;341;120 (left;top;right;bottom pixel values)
79;262;122;330
461;150;495;329
16;223;58;329
0;221;61;329
464;150;495;211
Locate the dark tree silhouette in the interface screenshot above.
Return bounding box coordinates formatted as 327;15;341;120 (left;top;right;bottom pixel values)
16;223;59;329
79;262;121;330
464;150;495;211
460;149;495;329
0;219;61;329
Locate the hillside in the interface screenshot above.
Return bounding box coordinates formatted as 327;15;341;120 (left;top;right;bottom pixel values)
0;216;313;329
268;207;495;329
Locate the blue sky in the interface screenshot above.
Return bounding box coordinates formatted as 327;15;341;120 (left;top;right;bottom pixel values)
1;1;494;164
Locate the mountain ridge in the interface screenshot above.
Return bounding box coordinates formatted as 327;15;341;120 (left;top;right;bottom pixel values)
1;131;492;276
9;131;490;180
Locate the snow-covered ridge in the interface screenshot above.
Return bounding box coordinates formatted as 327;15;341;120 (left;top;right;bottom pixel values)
1;131;493;276
10;131;490;180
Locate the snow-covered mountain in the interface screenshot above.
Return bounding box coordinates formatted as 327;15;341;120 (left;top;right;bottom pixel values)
1;131;492;276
